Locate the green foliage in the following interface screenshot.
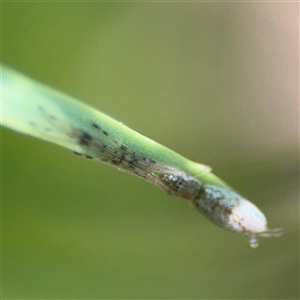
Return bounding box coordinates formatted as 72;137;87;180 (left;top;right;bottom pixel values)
2;3;298;299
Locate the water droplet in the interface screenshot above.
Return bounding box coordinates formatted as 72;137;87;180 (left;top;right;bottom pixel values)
249;234;259;248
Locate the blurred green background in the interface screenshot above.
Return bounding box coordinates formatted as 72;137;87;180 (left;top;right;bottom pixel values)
2;2;298;299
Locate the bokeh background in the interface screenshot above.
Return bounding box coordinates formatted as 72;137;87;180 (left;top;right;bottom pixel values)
2;2;298;299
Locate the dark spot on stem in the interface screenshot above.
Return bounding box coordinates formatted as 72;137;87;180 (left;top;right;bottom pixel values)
79;132;93;146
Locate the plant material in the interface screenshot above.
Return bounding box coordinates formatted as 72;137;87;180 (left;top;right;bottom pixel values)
1;65;283;247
